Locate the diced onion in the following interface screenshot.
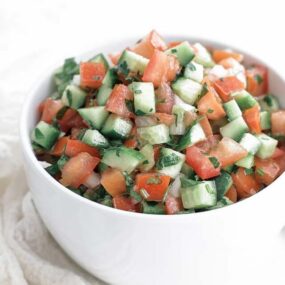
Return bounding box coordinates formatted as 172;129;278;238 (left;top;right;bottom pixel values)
174;95;196;112
84;172;101;189
39;161;51;168
168;175;181;198
135;116;157;127
72;74;81;86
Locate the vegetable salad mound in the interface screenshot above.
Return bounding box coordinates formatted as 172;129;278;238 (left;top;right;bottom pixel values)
31;30;285;215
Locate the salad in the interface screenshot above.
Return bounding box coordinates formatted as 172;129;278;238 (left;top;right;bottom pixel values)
31;30;285;214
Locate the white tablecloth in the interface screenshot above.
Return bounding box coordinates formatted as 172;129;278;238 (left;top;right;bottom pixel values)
1;0;285;284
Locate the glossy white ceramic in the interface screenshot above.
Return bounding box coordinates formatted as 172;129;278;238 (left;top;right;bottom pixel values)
20;37;285;285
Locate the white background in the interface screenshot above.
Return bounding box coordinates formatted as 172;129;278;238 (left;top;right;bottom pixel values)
0;0;285;284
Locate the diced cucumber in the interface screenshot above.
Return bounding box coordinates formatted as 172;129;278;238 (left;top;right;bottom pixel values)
142;201;165;214
223;100;242;121
239;133;261;154
31;121;60;150
177;122;206;151
181;180;217;209
139;144;155;172
172;78;202;105
260;111;271;130
118;50;149;75
220;117;249;141
258;94;280;112
129;82;155;115
170;105;186;135
232;90;257;110
165;41;195;66
81;129;109;148
102;68;118;87
235;154;254;169
102;147;144;173
174;95;197;112
207;197;233;210
156;147;185;178
61;85;87;109
101;114;133;139
214;171;233;201
78;106;109;130
184;62;204;83
137;124;170;145
89;53;109;69
97;85;113;106
193;43;215;68
255;133;278;159
181;163;195;178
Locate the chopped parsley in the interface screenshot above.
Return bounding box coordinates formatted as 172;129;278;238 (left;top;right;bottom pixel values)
256;168;265;176
157;153;181;169
244;168;254;175
34;128;44;140
254;74;263;85
134;89;142;94
171;49;177;54
209;157;220;169
207;108;214;114
118;60;129;76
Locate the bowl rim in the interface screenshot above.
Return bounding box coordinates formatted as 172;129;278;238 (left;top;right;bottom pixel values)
19;34;285;220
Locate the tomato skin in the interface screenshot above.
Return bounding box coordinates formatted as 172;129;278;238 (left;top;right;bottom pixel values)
153;113;175;126
254;158;280;185
225;185;237;203
101;168;126;197
165;195;183;215
197;89;226;120
246;65;268;96
80;62;106;89
231;168;262;199
105;84;134;118
142;50;180;87
60;152;100;188
199;116;213;137
65;139;100;158
51;136;69;156
243;105;261;134
195;134;221;153
113;196;140;212
213;76;244;102
213;50;243;63
58;109;87;132
41;98;64;123
271;147;285;159
135;173;171;201
186;146;221;180
132;30;167;58
271;111;285;136
210;137;248;167
155;82;175;114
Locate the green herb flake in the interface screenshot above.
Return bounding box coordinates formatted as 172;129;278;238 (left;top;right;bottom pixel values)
146;176;162;185
134;89;142;94
171;49;177;54
264;95;274;107
34;128;44;140
135;109;146;116
157;153;181;169
206;184;214;194
209;157;220;169
256;168;265;176
254;74;263;85
244;168;254;175
142;160;149;165
66;89;73;106
187;62;196;71
119;60;129;76
207;108;214;114
125;99;134;113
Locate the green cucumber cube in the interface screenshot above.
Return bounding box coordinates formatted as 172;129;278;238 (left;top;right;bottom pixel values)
78;106;109;130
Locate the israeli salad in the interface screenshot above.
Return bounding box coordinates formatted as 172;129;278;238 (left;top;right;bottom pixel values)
31;30;285;214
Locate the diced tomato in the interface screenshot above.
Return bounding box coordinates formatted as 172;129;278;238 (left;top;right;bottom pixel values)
142;50;180;87
51;136;69;156
199;116;213;137
197;88;226;120
105;84;134;118
154;113;175;126
165;195;183;215
65;139;100;158
135;173;171;201
70;127;82;139
41;98;64;124
271;147;285;159
38;100;46;114
132;30;167;58
80;62;106;89
186;146;221;179
155;82;175;114
123;127;138;149
109;51;122;65
184;111;198;128
210;137;248;167
274;155;285;176
153;146;161;161
195;134;221;153
243;105;261;134
58;109;87;132
246;65;268;96
225;185;238;203
213;76;244;102
271;111;285;136
60;152;100;188
101;168;126;197
167;41;182;48
212;50;243;63
232;167;262;199
254;157;280;185
113;196;140;212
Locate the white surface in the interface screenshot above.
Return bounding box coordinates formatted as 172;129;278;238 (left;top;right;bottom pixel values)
0;0;285;284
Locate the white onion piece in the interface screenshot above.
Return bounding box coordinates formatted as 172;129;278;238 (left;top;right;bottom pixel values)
208;65;228;81
135;116;157;127
174;95;196;112
84;172;101;189
39;161;51;168
72;74;81;86
168;175;181;198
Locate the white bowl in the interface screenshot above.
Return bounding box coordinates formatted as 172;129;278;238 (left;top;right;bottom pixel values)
20;36;285;285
